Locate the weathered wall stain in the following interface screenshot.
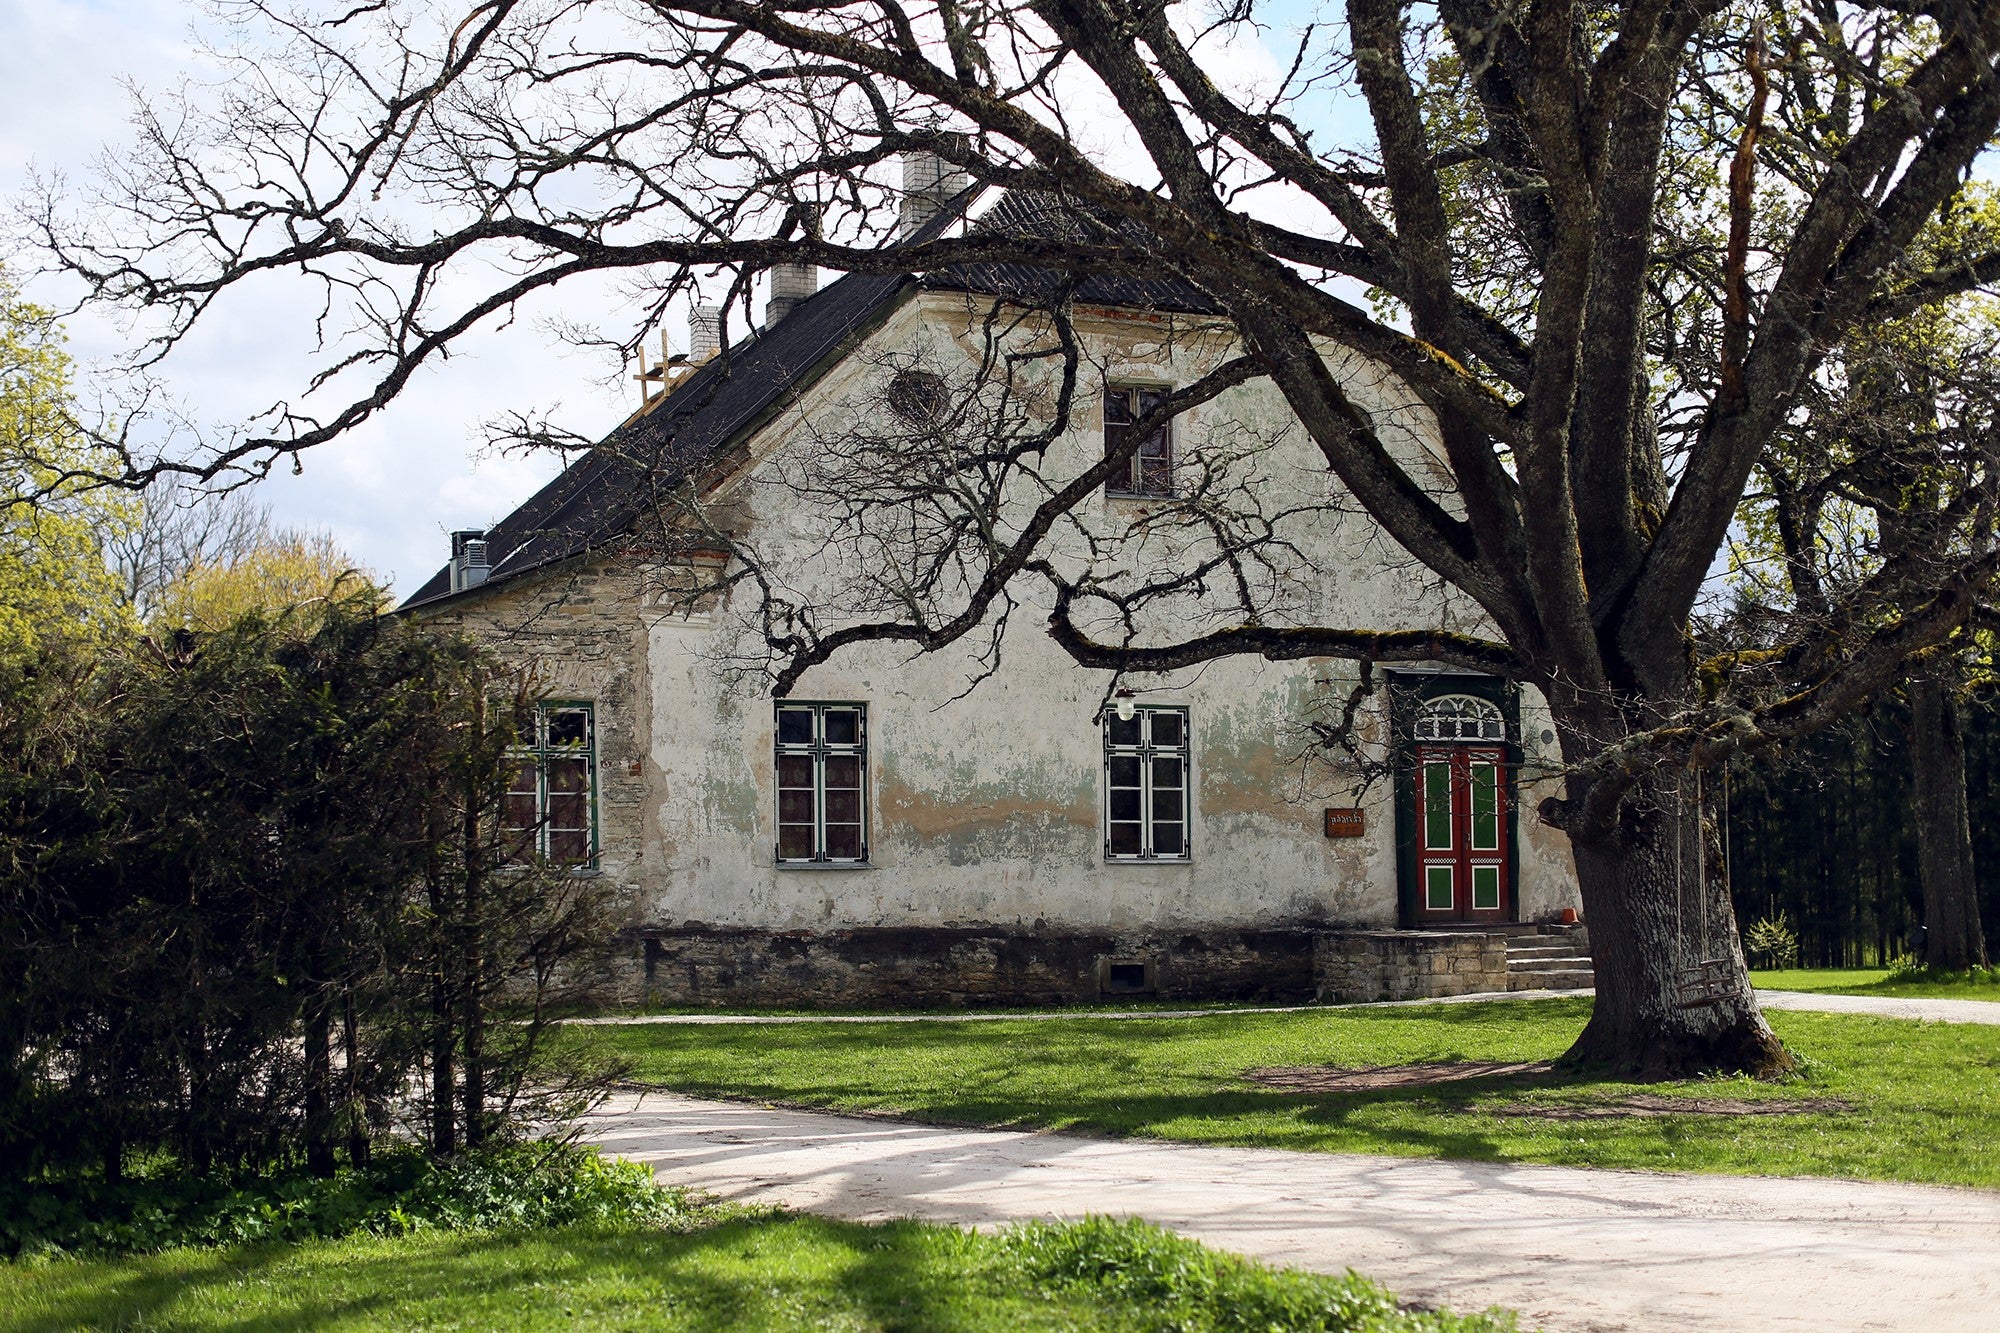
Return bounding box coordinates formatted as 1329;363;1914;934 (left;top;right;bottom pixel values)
417;289;1584;1004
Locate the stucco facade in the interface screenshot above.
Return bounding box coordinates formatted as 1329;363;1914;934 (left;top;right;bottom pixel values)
414;283;1583;1005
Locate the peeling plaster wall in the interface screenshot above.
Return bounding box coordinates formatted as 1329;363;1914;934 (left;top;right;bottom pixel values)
634;291;1579;936
421;289;1582;990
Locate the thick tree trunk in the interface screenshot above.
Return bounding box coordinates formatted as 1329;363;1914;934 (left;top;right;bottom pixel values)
1562;767;1792;1078
1908;672;1990;970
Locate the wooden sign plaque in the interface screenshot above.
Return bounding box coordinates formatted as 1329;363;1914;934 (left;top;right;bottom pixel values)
1323;807;1365;838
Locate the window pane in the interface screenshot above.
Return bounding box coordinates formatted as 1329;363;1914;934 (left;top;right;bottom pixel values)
1150;755;1183;788
778;754;815;788
1472;864;1501;910
1106;714;1141;747
824;824;862;859
1104;387;1132;424
1138;429;1171;494
548;788;587;830
504;762;538;822
823;709;861;745
1469;762;1499;851
503;790;538;835
1136;388;1169;415
824;789;860;823
1148;711;1184;748
777;709;814;744
548;757;587;795
1152;823;1184;857
824;754;862;788
1423;762;1453;850
1108;755;1142;787
1108;823;1142;855
547;709;590;748
778;789;815;822
1426;864;1454;910
1109;789;1141;821
778;824;816;859
1152;788;1184;823
548;825;590;862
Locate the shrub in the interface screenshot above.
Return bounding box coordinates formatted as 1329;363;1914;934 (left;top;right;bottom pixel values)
1743;913;1799;969
995;1215;1515;1332
1884;957;2000;986
1;1141;704;1260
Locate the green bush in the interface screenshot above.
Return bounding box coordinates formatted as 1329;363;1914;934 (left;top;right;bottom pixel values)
1;1141;703;1260
995;1215;1515;1332
1884;957;2000;987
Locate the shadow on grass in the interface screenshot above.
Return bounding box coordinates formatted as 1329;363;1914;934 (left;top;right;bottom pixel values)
4;1216;1092;1333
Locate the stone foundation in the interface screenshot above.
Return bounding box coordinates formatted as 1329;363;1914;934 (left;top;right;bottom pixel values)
629;925;1516;1009
1313;930;1511;1003
639;926;1319;1007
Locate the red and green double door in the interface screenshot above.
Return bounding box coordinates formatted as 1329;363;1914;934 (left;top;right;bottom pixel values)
1412;746;1511;923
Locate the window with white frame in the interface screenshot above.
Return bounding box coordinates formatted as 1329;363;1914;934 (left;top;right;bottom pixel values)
1104;384;1174;497
503;702;597;865
775;703;869;864
1103;705;1190;860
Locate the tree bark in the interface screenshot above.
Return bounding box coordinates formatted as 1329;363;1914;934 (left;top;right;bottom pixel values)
1909;670;1990;969
302;991;336;1177
1562;767;1792;1078
428;861;457;1159
342;992;371;1169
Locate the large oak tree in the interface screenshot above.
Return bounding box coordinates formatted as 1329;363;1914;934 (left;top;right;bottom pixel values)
31;0;2000;1073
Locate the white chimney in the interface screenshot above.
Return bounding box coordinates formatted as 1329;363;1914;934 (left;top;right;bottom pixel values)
764;261;819;326
900;141;972;235
689;304;723;361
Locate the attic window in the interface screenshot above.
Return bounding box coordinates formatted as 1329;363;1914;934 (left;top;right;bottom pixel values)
1104;384;1174;497
888;370;948;424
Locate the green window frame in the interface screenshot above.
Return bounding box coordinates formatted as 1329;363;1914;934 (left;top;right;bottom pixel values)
775;703;869;864
1104;705;1191;860
503;702;598;866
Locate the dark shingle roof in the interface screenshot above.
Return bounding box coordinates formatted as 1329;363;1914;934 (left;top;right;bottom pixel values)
926;191;1224;315
401;268;914;608
401;191;1221;610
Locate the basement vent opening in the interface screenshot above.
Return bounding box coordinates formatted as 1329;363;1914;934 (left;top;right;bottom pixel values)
1102;959;1156;996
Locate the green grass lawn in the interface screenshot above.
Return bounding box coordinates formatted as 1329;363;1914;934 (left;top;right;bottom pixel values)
1752;966;2000;1000
0;1214;1509;1332
586;998;2000;1188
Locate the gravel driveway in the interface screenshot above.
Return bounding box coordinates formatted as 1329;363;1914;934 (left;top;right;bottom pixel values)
588;1090;2000;1333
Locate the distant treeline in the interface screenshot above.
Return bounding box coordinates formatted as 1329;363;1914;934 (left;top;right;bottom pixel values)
1726;689;2000;967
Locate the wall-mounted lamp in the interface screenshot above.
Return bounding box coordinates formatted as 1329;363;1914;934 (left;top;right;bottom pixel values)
1114;688;1137;722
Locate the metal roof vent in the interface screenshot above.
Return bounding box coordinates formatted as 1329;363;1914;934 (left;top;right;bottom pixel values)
450;530;491;592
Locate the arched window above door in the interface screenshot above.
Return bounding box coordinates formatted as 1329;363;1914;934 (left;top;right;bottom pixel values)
1412;694;1506;743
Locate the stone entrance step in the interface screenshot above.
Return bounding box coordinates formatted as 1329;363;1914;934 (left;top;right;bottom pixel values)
1505;924;1593;993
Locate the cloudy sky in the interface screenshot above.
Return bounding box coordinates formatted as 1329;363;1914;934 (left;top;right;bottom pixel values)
2;0;1354;598
2;0;630;596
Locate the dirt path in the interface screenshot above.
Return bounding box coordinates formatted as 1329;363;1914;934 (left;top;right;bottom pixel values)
564;987;1999;1027
588;1091;2000;1333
